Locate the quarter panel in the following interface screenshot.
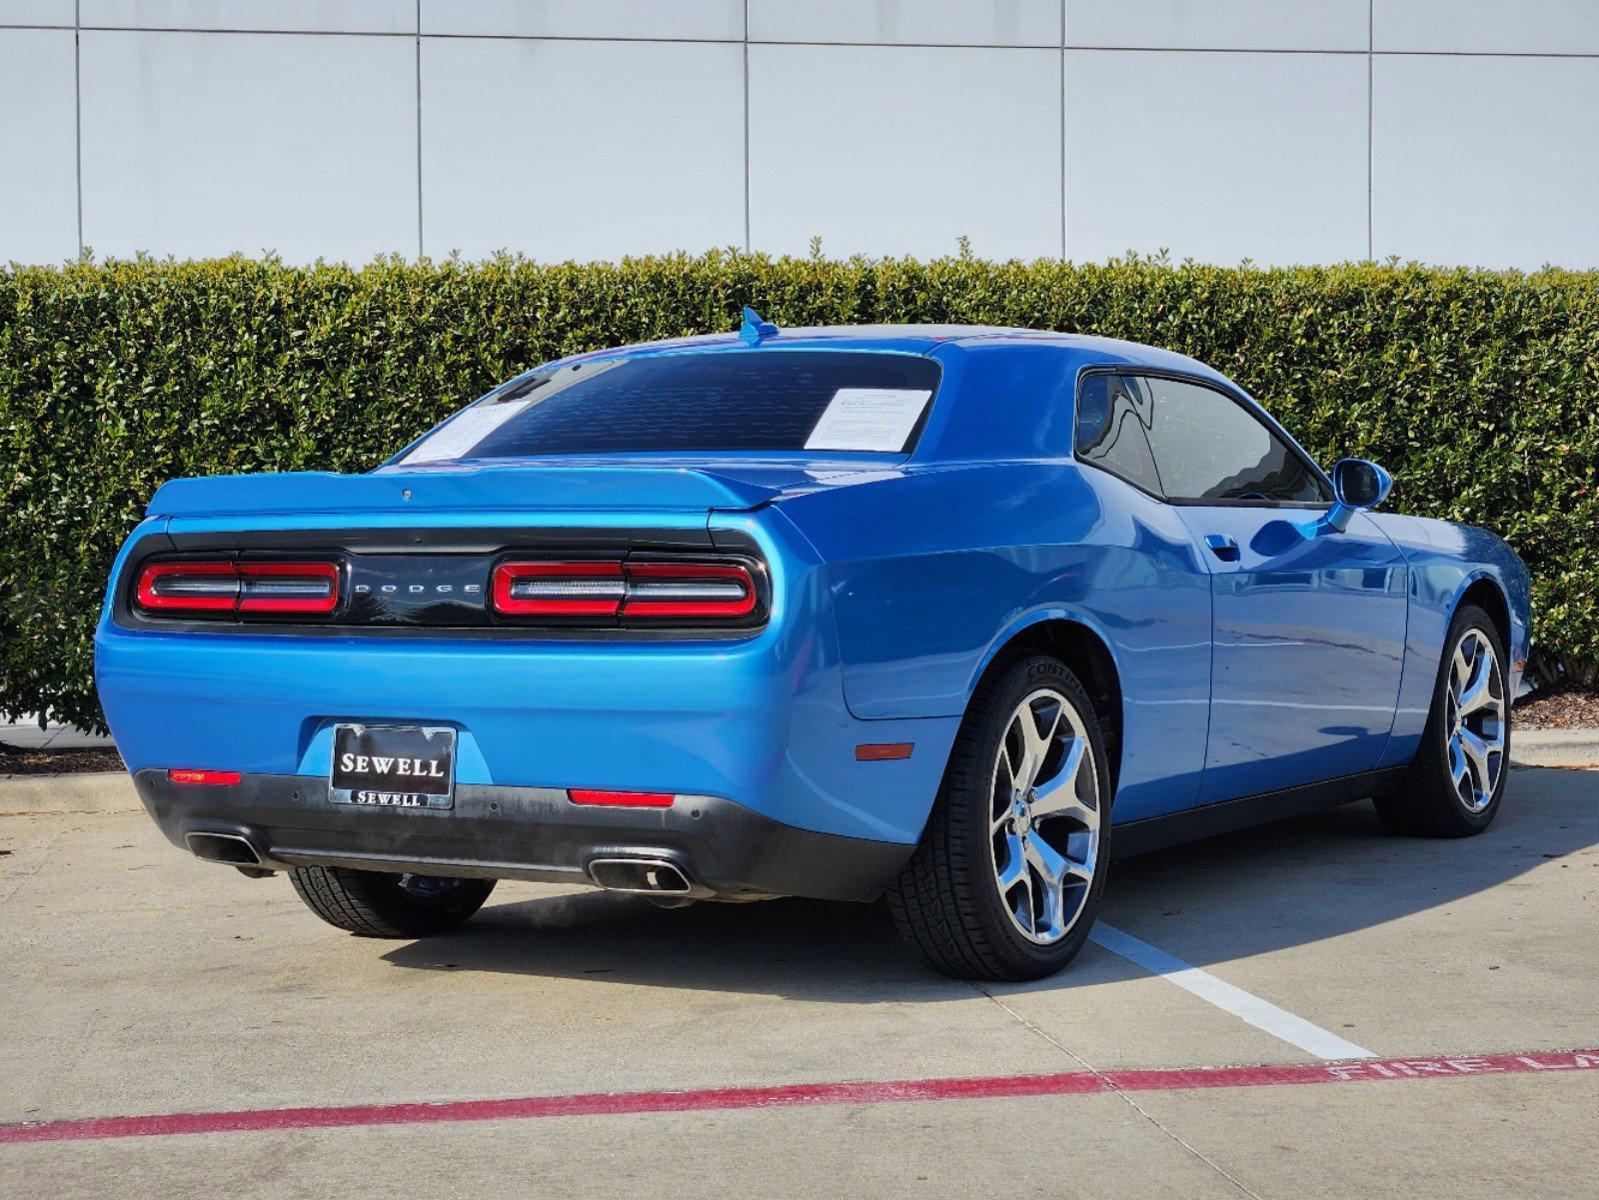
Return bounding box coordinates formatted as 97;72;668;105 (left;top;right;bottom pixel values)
779;462;1213;822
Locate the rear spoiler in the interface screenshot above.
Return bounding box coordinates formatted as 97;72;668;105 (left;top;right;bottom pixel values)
146;465;787;519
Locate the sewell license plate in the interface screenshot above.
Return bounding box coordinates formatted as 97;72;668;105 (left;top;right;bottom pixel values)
329;724;456;810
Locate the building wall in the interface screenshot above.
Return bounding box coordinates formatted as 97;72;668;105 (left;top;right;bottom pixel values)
4;1;1597;269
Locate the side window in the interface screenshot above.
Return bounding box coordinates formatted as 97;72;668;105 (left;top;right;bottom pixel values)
1139;376;1330;504
1073;373;1163;497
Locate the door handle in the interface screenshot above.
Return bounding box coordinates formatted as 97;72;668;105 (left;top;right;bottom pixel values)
1204;534;1241;562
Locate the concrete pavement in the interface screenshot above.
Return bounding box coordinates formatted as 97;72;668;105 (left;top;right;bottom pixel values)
1;764;1594;1198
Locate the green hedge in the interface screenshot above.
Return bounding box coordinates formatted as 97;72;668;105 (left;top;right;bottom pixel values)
3;252;1596;731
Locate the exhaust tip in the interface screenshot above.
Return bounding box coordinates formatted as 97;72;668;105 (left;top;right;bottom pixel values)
587;857;692;895
185;831;262;867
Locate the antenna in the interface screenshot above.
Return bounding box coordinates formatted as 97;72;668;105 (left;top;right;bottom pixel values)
739;306;779;346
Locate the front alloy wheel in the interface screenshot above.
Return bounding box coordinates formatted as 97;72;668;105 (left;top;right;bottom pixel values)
1375;603;1510;838
1442;627;1506;812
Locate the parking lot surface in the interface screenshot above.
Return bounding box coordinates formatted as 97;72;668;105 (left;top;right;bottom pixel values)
2;764;1594;1198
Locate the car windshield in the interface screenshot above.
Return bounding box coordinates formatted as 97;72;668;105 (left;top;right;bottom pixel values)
397;350;943;463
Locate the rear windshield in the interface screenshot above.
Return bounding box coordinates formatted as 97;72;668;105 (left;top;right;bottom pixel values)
397;350;942;463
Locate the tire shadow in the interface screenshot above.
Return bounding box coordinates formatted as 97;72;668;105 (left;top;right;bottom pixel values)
381;766;1596;997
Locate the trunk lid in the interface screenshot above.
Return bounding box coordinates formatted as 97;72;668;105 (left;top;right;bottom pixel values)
145;459;897;520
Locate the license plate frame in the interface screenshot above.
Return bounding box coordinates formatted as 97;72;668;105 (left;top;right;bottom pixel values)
328;723;456;810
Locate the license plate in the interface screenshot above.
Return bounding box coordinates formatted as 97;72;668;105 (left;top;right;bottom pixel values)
329;724;456;810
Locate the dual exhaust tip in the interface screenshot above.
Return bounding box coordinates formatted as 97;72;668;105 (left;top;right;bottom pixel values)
185;833;695;896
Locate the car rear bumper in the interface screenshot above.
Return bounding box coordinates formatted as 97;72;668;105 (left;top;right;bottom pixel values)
133;769;914;903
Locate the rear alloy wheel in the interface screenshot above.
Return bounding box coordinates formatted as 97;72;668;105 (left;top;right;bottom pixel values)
289;865;496;937
888;654;1109;981
1375;604;1510;837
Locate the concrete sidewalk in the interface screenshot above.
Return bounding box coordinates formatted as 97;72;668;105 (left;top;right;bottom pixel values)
0;716;113;751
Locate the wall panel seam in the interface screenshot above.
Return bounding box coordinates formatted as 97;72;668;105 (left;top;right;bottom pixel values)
74;0;83;257
415;0;423;259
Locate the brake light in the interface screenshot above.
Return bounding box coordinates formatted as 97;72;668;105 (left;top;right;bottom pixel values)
168;768;242;786
568;789;675;808
134;559;340;617
491;560;758;623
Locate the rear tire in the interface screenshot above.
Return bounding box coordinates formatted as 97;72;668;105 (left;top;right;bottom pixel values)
288;866;496;937
887;654;1111;981
1374;604;1510;838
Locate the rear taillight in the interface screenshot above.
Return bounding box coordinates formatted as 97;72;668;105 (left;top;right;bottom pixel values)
619;562;758;619
236;561;341;614
491;559;759;625
134;559;340;618
491;561;626;617
136;561;238;612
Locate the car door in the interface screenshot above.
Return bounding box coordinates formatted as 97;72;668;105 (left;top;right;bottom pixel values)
1128;372;1409;803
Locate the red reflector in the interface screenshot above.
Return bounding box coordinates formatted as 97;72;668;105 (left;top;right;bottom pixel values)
856;742;914;762
168;769;243;786
620;562;757;619
567;789;675;808
492;561;625;617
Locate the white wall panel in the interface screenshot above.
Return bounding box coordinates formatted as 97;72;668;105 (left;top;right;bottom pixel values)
748;0;1060;47
80;31;417;262
81;1;415;33
2;1;74;26
0;28;79;263
749;44;1061;259
1067;1;1368;51
1065;50;1367;265
421;38;743;261
420;1;742;41
1373;55;1599;268
1375;1;1599;55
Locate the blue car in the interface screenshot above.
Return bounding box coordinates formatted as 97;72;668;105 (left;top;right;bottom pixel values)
95;313;1530;980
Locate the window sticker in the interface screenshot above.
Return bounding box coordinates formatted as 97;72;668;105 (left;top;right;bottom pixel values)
804;388;932;453
398;399;532;464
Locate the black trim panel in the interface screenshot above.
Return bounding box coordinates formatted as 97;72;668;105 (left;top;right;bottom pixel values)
132;770;912;903
1112;766;1406;859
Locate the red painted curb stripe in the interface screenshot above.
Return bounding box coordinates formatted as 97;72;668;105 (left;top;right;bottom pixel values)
3;1050;1595;1146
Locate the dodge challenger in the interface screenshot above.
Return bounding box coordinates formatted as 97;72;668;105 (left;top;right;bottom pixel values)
95;312;1529;980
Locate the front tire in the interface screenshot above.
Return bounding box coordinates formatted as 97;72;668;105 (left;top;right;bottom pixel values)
288;866;496;937
887;654;1111;981
1374;603;1510;838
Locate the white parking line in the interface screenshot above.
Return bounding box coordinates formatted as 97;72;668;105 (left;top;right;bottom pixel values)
1090;922;1376;1061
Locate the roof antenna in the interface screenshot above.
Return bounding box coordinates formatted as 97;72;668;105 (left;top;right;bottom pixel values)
739;306;779;346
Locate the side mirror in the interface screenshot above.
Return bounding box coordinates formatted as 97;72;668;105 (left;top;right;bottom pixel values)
1326;458;1393;531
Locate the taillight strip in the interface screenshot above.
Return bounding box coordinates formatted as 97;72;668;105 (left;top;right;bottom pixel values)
134;560;340;618
490;559;759;624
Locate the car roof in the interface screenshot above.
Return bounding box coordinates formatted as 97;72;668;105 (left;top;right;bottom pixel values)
554;324;1229;384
